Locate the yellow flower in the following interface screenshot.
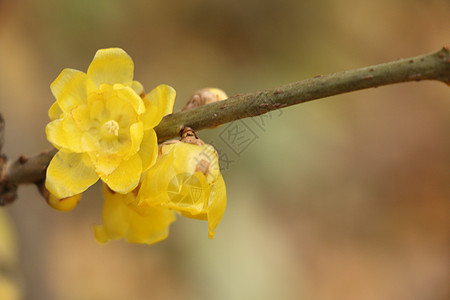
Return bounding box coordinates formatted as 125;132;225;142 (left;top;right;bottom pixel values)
45;48;175;198
138;141;227;239
94;183;176;245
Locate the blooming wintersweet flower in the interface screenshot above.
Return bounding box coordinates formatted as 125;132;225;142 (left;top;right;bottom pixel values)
138;141;227;239
94;183;176;244
45;48;175;198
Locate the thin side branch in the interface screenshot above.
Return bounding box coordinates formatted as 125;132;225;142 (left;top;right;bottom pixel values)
0;45;449;203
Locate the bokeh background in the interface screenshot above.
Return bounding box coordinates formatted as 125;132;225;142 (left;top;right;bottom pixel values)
1;0;449;299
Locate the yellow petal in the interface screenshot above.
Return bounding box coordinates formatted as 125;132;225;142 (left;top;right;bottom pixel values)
48;101;63;121
70;104;93;132
206;173;227;239
138;141;227;239
167;143;219;182
114;85;145;114
51;69;88;113
94;184;176;244
89;152;122;177
87;48;134;87
125;81;144;96
166;171;210;215
138;143;216;207
102;153;142;193
46;150;99;198
47;192;82;212
88;98;106;121
46;117;83;152
137;149;176;207
138;129;158;172
141;84;176;130
81;131;101;152
129;122;144;157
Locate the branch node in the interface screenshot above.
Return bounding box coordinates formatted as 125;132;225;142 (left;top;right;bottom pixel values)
18;155;28;164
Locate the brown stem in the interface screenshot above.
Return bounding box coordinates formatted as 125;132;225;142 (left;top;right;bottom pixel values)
154;46;450;142
1;45;449;204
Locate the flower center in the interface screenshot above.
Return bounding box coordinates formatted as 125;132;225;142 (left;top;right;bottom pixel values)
102;120;120;138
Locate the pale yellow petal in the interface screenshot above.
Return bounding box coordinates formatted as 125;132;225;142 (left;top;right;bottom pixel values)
94;184;176;244
166;171;210;215
114;85;145;114
141;84;176;130
171;143;219;178
139;141;226;239
81;131;101;152
129;122;144;157
70;104;92;131
137;150;176;207
46;117;83;152
87;48;134;87
138;142;211;208
89;99;106;121
125;81;144;96
138;129;158;172
206;173;227;239
102;153;142;193
89;152;123;177
46;150;99;198
48;101;63;121
51;69;88;113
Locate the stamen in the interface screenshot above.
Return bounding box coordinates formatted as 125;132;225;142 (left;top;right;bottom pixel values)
102;120;119;137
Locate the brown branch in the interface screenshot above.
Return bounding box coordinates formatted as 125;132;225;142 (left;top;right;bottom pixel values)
1;45;449;204
154;45;450;142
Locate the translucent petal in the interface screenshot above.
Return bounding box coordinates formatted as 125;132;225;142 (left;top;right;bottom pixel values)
206;173;227;239
51;69;88;113
137;150;176;207
102;153;142;194
166;171;210;215
115;103;137;129
125;81;144;96
70;103;88;129
139;143;218;207
89;99;106;121
48;101;63;121
115;85;145;114
171;143;219;180
87;48;134;87
94;184;176;244
129;122;144;157
46;117;83;152
81;131;101;152
138;141;227;239
46;150;99;198
138;129;158;172
141;84;176;130
103;94;124;120
89;152;123;177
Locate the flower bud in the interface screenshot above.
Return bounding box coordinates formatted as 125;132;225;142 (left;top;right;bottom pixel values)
182;88;228;111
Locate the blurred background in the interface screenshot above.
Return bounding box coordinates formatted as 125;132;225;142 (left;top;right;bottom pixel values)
1;0;449;299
